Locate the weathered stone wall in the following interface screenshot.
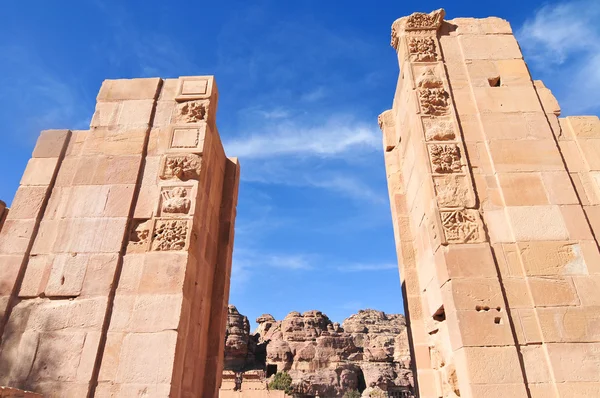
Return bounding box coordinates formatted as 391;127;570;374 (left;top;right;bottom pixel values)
0;76;239;397
381;8;600;398
0;201;7;233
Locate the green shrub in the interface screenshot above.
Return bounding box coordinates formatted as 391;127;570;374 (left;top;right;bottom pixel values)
268;371;293;395
343;390;362;398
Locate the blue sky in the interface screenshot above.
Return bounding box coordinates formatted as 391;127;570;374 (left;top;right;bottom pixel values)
1;0;599;329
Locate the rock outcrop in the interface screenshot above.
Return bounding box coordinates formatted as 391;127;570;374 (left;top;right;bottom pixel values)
224;307;414;397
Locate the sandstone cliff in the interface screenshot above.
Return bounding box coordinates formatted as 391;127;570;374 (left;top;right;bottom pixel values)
223;306;414;397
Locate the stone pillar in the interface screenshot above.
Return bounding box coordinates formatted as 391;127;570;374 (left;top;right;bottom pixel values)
0;76;239;397
383;9;600;398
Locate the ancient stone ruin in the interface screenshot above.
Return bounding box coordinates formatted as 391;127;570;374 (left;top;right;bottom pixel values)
0;77;240;397
220;306;413;397
0;7;599;398
381;8;600;398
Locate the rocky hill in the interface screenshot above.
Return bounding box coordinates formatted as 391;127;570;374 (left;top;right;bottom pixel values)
223;306;414;397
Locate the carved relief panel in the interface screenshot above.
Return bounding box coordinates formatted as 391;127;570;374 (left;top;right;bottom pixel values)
173;100;209;124
428;144;462;174
156;184;196;217
150;218;191;251
439;209;484;244
408;37;437;62
432;175;475;208
159;154;202;181
422;117;455;141
127;219;152;253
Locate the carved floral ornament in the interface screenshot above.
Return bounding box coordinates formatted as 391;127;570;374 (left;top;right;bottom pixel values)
160;154;202;181
175;100;209;124
390;9;445;51
408;37;437;62
151;219;189;251
428;144;462;173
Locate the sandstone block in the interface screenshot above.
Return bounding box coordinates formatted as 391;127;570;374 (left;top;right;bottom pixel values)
501;278;532;308
515;308;542;344
441;278;504;312
115;331;177;384
497;173;548;205
565;116;600;138
558;140;587;172
459;34;522;60
482;209;514;243
454;346;524;384
528;277;579;307
473;87;541;113
0;219;36;254
517;241;588;276
32;129;70;158
118;100;155;127
542;171;579;205
138;253;187;294
82;127;147;156
538;306;600;343
97;78;161;101
8;186;49;220
489;140;563;172
80;253;119;297
90;101;121;128
448;309;514;348
547;342;600;382
30;220;59;255
29;331;86;382
561;205;594;240
435;244;498;281
20;158;59;186
506;205;569;241
128;294;182;332
0;255;22;296
44;253;88;297
53;157;78;187
19;255;52;298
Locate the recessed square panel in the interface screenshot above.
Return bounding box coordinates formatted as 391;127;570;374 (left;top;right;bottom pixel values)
181;79;208;95
175;76;217;102
168;125;206;153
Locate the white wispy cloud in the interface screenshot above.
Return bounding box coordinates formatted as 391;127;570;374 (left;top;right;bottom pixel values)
336;263;398;272
223;114;380;159
0;45;91;141
517;0;600;114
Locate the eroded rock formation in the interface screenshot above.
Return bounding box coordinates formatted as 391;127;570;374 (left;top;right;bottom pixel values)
224;307;414;397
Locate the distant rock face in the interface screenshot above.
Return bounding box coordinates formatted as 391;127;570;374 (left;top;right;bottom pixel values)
224;305;252;370
224;307;414;397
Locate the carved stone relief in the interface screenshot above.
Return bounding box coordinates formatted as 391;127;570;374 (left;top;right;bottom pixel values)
440;209;482;243
151;219;189;251
433;175;474;208
428;144;462;173
418;88;449;115
417;68;444;89
174;100;208;123
408;37;437;62
406;9;445;30
160;154;202;181
127;219;151;253
423;117;455;141
160;186;192;216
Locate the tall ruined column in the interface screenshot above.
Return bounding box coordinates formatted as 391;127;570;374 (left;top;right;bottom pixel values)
0;76;239;397
383;9;600;398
